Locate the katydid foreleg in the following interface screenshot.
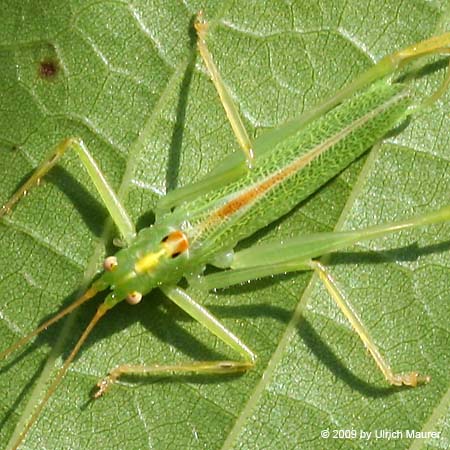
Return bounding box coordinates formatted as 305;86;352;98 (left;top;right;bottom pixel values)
0;137;136;243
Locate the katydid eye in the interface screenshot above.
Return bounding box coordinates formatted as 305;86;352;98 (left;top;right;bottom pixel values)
161;230;189;258
103;256;118;271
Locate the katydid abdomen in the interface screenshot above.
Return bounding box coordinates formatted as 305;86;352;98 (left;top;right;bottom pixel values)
176;80;410;263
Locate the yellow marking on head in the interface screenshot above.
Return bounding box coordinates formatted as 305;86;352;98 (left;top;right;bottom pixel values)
134;248;166;274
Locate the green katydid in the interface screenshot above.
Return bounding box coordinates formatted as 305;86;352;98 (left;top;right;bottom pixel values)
1;10;450;450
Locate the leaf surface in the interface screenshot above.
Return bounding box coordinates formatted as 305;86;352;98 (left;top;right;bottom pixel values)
0;1;449;449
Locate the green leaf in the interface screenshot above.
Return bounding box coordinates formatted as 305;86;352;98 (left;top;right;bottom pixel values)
1;1;449;449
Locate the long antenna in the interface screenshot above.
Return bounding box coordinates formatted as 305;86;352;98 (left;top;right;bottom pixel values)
10;303;109;450
0;285;100;361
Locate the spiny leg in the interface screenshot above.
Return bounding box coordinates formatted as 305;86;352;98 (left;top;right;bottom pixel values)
310;260;430;387
0;137;136;245
195;11;254;167
95;286;256;397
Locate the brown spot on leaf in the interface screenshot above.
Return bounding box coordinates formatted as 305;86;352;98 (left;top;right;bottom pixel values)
39;58;59;80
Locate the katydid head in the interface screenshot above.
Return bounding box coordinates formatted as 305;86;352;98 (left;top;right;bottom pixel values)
98;224;190;308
